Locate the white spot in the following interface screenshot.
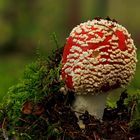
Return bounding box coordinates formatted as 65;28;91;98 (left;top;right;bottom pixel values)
76;28;82;34
81;43;88;47
112;34;119;41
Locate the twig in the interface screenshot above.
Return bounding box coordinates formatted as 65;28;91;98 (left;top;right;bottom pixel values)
130;101;136;120
19;118;30;123
52;32;59;49
119;125;127;134
25;119;39;132
2;118;9;140
93;131;101;140
73;110;86;115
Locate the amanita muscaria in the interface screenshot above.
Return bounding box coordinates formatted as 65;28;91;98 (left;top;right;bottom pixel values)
61;18;137;119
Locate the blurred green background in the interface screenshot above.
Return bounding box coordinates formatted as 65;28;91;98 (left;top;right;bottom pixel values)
0;0;140;101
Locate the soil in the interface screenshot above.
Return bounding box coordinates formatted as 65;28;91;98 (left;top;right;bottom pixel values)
20;90;140;140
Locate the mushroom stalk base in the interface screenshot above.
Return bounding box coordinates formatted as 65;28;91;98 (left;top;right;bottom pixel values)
72;88;123;119
73;93;108;119
72;93;109;119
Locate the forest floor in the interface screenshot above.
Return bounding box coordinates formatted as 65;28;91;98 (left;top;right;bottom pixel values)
20;89;140;140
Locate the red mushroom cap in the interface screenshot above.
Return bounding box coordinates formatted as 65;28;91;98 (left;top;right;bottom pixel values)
61;19;137;94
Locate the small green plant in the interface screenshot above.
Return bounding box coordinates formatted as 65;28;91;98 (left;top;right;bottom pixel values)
106;97;117;109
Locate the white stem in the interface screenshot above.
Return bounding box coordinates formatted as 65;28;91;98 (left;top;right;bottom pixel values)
73;93;109;119
72;88;124;119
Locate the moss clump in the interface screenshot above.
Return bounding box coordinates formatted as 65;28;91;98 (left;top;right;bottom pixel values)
0;48;64;139
125;91;140;131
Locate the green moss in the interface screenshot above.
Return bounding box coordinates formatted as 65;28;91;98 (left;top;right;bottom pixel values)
125;90;140;130
0;51;63;139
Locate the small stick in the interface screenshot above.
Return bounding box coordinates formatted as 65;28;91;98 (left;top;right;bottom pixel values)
2;118;9;140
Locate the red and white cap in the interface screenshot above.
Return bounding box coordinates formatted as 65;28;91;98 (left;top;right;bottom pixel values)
61;18;137;94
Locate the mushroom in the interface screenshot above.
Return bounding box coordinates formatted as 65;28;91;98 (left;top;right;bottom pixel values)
61;18;137;119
